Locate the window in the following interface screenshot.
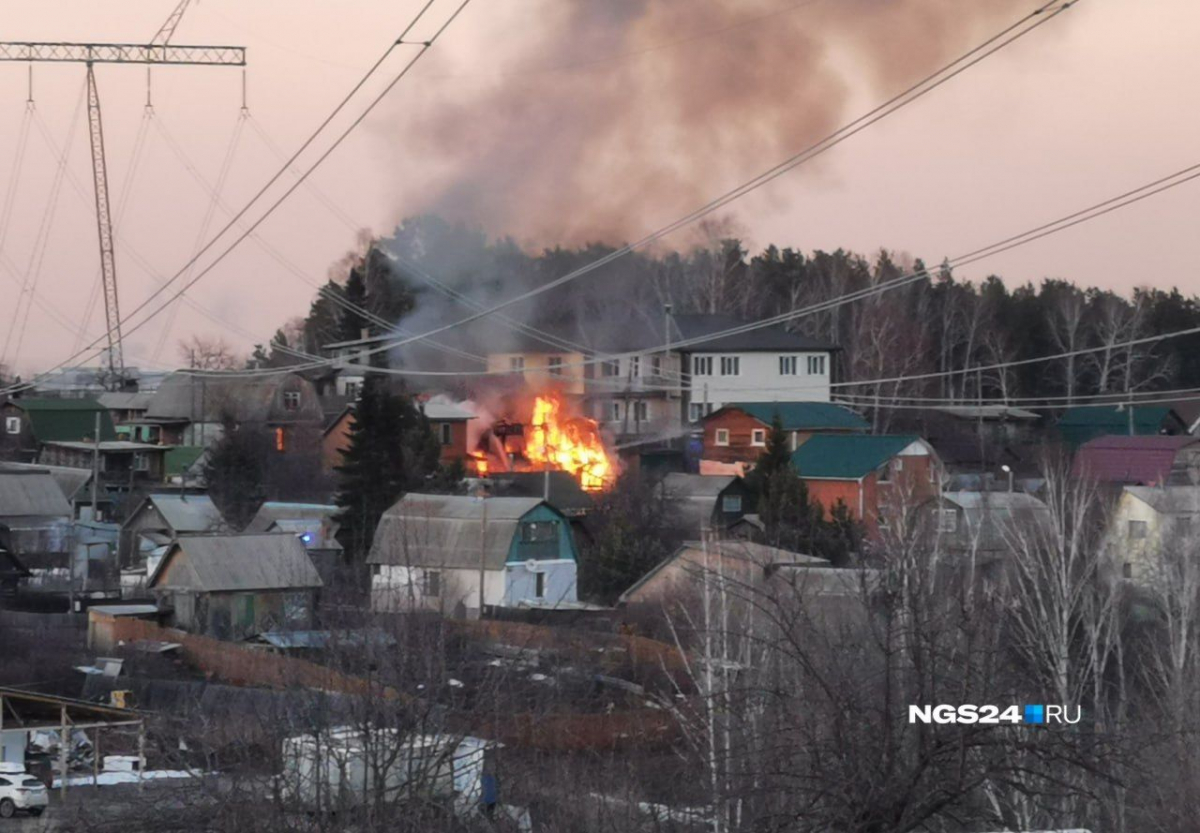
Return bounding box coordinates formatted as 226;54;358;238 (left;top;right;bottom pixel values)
134;452;150;472
807;355;827;375
602;359;620;377
439;423;453;446
1128;520;1148;540
423;570;441;598
715;428;730;446
371;564;381;576
629;356;640;377
779;356;798;376
534;571;546;599
283;390;301;411
722;495;742;514
720;356;740;376
547;355;563;377
4;416;19;434
651;355;662;377
877;462;891;483
275;427;287;452
634;401;648;422
693;356;713;376
1122;562;1133;579
521;521;558;543
751;429;766;447
936;509;958;533
689;402;714;423
610;401;623;421
344;381;360;400
509;356;525;373
877;507;890;529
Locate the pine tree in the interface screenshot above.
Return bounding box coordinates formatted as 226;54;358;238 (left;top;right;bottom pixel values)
338;265;371;344
748;413;820;555
334;376;440;560
202;415;268;531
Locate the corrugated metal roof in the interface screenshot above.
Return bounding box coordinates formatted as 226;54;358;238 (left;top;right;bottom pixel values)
11;397;117;443
720;402;868;431
0;462;92;501
141;494;227;533
367;494;546;569
1124;485;1200;514
98;392;154;411
149;533;322;592
0;470;74;518
791;435;924;480
1072;435;1200;485
422;402;475;421
661;473;737;499
246;502;339;533
1058;405;1184;447
672;313;836;353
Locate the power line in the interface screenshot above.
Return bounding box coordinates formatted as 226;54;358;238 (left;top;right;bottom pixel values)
1;0;470;395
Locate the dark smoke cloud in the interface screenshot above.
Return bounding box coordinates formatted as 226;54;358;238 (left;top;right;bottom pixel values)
388;0;1021;246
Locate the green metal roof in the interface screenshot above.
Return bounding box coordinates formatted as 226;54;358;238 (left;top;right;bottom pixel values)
1057;406;1180;448
14;398;116;443
726;402;869;432
164;446;205;477
790;434;922;480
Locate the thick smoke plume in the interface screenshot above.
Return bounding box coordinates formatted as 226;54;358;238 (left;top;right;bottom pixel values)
392;0;1021;245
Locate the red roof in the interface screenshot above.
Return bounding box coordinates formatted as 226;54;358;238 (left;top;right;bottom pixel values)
1073;435;1200;485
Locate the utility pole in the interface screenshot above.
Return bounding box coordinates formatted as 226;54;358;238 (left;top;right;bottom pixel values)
0;4;246;389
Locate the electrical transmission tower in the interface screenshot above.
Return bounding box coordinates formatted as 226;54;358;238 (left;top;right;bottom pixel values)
0;1;245;389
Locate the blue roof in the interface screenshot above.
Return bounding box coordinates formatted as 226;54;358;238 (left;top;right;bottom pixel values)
723;402;868;432
791;435;922;479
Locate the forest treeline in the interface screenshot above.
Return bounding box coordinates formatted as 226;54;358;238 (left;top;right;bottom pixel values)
257;215;1200;407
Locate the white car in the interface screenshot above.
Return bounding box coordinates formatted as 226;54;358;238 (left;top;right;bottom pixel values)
0;770;48;819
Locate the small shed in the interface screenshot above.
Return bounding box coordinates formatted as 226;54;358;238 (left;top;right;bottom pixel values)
368;494;579;617
922;491;1051;565
147;533;323;639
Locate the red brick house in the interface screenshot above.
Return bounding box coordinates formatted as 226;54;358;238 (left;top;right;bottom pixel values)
702;402;869;466
790;434;943;539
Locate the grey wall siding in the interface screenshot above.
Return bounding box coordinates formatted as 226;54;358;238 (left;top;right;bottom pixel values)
504;560;577;606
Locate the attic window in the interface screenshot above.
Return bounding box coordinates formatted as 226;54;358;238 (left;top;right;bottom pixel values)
521;521;557;544
283;391;301;411
715;429;730;446
751;429;766;447
4;416;18;434
722;495;742;514
1128;520;1147;540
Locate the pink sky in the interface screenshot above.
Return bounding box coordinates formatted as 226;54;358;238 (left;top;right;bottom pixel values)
0;0;1197;376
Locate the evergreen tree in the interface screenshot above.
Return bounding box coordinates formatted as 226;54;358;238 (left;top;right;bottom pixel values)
338;266;371;344
202;415;268;531
334;376;440;560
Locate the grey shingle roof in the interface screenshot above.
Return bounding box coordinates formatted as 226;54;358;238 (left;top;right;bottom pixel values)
149;533;322;592
367;494;544;570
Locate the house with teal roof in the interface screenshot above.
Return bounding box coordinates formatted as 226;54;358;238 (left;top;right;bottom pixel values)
702;401;868;466
1057;405;1187;448
790;434;943;537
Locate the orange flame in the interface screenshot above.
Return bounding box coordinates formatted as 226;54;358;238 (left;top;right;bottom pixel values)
525;393;612;491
